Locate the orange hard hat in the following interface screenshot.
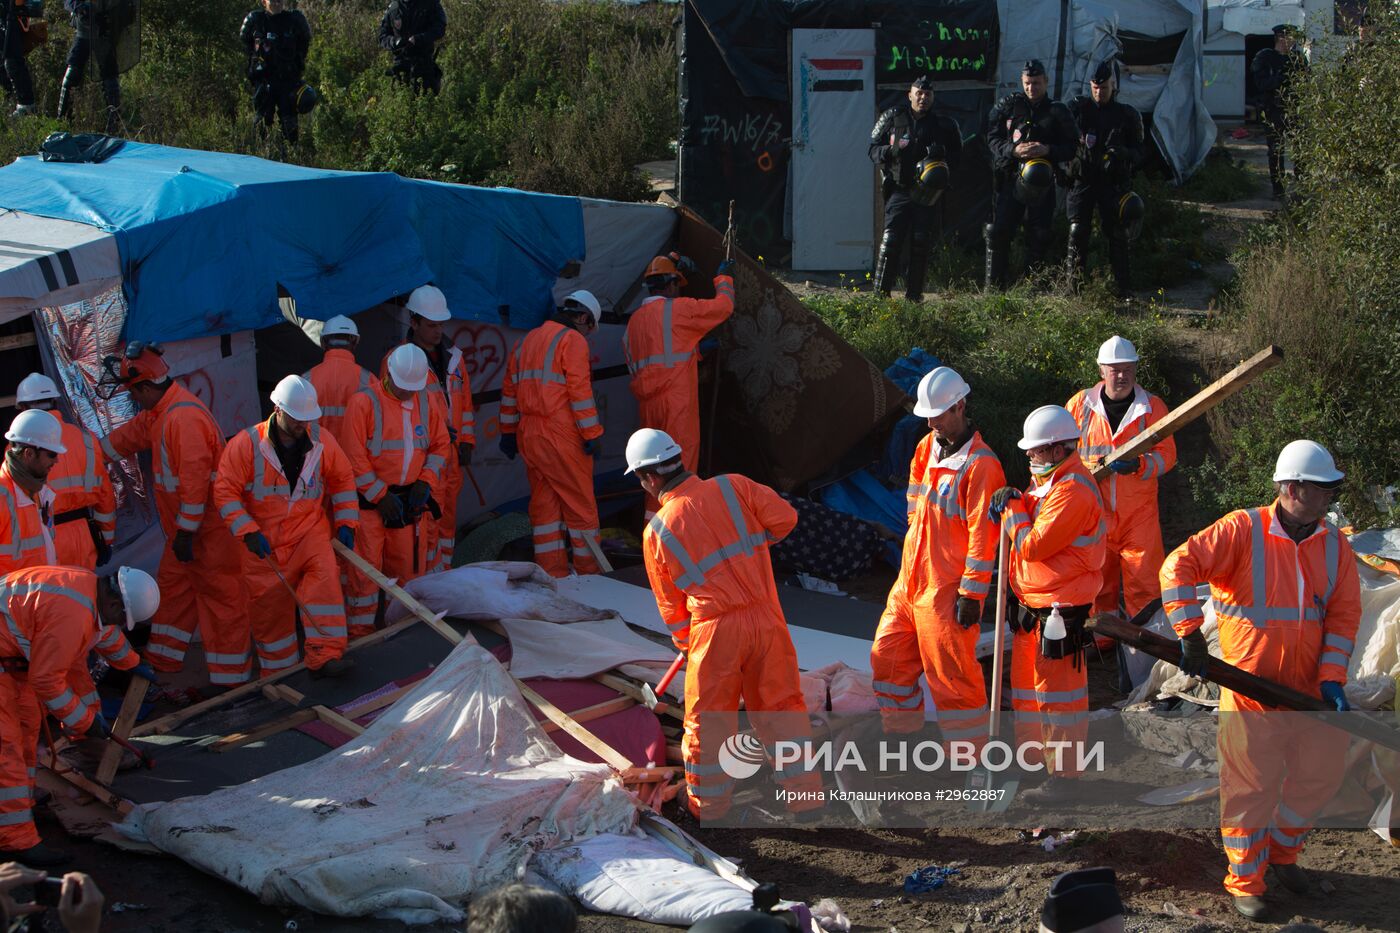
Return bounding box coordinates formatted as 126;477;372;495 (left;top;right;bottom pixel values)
119;345;170;384
644;254;687;288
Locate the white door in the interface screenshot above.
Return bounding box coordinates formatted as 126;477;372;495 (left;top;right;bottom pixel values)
791;29;876;271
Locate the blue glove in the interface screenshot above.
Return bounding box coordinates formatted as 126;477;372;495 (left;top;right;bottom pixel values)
90;713;112;739
336;526;355;551
131;661;158;684
243;531;271;559
716;259;736;277
986;486;1022;526
407;480;431;510
499;433;518;460
582;438;599;457
1108;457;1140;475
1320;681;1350;712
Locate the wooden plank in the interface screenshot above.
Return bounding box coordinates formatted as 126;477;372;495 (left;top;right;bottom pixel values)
42;746;132;815
338;682;418;720
593;672;684;721
211;709;319;752
261;683;305;706
0;332;36;353
314;705;367;738
537;695;635;735
516;680;633;772
133;615;421;737
96;675;148;786
666;743;684;763
584;534;615;574
332;540;461;645
1090;345;1283;479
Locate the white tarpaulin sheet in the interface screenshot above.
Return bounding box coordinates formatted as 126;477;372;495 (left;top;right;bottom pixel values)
501;616;676;680
125;640;639;924
385;562;615;627
0;210;121;320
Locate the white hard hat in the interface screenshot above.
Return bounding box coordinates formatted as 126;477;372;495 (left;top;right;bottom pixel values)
1273;439;1344;485
624;428;683;475
321;315;359;339
387;343;429;392
1097;335;1139;365
405;284;451;322
1018;404;1081;450
563;290;602;324
5;409;66;454
116;566;160;631
15;373;60;405
912;366;971;418
270;374;323;422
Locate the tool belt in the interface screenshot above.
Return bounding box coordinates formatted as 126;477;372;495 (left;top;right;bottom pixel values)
54;507;92;526
359;485;442;529
1014;602;1091;667
0;656;29;673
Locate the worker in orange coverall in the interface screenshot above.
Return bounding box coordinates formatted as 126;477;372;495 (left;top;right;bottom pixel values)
0;565;159;866
14;373;116;569
498;291;605;577
986;404;1105;803
627;427;823;822
305;314;372;450
1065;335;1174;626
870;366;1005;749
0;410;64;576
624;253;734;514
340;343;450;636
215;376;359;678
97;343;252;689
1160;439;1360;922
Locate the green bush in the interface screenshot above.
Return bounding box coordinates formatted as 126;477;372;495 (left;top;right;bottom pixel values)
3;0;677;201
805;289;1174;485
1191;8;1400;528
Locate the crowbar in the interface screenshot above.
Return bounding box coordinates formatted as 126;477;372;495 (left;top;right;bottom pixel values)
642;652;686;716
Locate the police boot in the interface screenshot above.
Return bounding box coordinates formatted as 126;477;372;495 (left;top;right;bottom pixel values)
872;230;901;297
1108;236;1131;300
1066;222;1089;292
904;235;930;302
56;68;80;120
102;79;121;134
984;225;1009;291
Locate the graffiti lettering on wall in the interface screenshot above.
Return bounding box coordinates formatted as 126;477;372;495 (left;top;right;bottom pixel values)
448;320;509;392
887;47;987;75
699;112;785;154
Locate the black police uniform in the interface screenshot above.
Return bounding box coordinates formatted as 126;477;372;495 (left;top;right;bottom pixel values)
868;89;963;301
59;1;124;131
0;2;35;111
241;6;312;143
984;67;1077;289
379;0;447;94
1250;31;1306;197
1064;78;1143;296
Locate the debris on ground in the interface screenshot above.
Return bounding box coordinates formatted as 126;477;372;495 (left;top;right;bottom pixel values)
902;865;960;894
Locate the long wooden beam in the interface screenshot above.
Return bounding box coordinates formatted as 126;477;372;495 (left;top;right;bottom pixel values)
96;675;149;785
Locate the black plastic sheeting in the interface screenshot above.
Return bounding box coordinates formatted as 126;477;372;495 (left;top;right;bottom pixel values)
679;0;1000;264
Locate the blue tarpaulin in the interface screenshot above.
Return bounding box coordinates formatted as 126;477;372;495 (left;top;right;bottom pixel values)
0;142;585;342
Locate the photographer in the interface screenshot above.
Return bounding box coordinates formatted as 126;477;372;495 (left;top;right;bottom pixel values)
0;863;104;933
240;0;312;143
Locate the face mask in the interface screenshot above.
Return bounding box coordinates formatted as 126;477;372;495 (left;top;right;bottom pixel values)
1030;459;1058;477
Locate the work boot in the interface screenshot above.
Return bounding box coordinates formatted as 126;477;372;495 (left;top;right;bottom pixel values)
1018;774;1077;804
0;842;69;868
1271;862;1311;895
310;657;356;680
1232;895;1269;921
56;84;74;120
1066;222;1089;292
1108;237;1131;299
872;230;901;296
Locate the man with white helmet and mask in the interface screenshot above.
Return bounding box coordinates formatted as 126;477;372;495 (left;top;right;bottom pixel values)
987;404;1106;802
870;367;1005;746
305;315;372;449
14;373;117;570
1160;440;1360;920
340;344;450;636
0;409;67;576
215;376;359;677
0;564;159;866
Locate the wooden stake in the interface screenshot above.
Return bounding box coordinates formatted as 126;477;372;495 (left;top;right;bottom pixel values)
313;705;366;738
96;676;148;786
211;709;319;753
537;695;635;735
332;540;461;645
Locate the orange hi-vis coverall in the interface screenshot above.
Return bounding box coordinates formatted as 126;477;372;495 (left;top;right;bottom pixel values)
0;567;139;851
306;347;372;451
643;472;823;819
500;321;603;577
0;462;56;576
1067;383;1176;618
870;432;1005;742
1160;502;1361;897
214;420;359;672
1002;452;1106;776
340;378;449;636
624;275;735;486
380;341;476;573
48;419;116;569
101;383;252;686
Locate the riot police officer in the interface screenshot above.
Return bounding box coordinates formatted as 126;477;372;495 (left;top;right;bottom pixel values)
868;74;963;302
58;1;124;133
379;0;447;95
1251;25;1307;199
1065;61;1144;298
984;60;1077;290
240;0;312;143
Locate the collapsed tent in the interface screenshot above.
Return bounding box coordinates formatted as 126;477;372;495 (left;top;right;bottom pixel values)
680;0;1216;268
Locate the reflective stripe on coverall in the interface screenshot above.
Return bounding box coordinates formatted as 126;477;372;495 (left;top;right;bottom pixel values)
1160;503;1361;896
1067;383;1175;617
214;420;359;671
0;463;56;576
340;378;449;636
1003;452;1106;776
306;348;372;451
0;567;137;850
870;432;1005;742
500;321;603;577
643;472;822;819
102;383;252;685
48;419;116;569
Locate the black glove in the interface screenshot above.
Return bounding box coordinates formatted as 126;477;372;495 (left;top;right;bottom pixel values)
1178;630;1209;677
172;530;195;563
582;438;599;457
93;526;112;567
407;480;431;511
987;486;1022;526
457;442;473;467
243;531;271;560
955;597;981;630
376;493;406;526
90;713;112;739
716;259;736;277
1016;605;1038;634
336;526;355;551
499;433;518;460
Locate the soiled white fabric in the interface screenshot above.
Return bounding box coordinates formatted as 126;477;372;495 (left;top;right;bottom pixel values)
386;563;614;626
501;617;676;679
125;641;638;924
